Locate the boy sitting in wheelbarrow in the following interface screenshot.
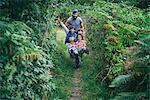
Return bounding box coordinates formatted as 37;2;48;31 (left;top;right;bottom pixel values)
58;19;89;68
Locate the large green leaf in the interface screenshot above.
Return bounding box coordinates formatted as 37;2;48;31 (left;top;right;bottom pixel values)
109;75;133;88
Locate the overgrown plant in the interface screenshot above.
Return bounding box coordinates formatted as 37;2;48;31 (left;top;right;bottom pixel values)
109;36;150;100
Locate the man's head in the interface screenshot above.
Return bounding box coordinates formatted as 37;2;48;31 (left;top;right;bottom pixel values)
72;10;78;20
68;25;75;33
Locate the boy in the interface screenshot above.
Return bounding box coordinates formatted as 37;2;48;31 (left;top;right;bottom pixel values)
58;19;78;54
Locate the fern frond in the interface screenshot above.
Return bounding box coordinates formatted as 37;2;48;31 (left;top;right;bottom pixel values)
110;92;136;100
109;75;133;88
134;40;147;47
12;21;34;34
131;62;150;74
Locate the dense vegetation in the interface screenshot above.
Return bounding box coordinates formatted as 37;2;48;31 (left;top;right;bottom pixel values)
0;0;57;99
0;0;149;99
84;2;150;99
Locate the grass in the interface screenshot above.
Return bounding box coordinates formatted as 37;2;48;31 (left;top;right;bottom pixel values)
80;52;102;100
51;28;74;99
52;28;101;100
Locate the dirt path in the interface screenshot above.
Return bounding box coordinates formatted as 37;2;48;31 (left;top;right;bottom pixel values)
70;68;82;100
56;28;83;100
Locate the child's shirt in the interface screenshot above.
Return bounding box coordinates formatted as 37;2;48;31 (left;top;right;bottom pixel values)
76;40;86;49
66;42;76;51
60;22;77;44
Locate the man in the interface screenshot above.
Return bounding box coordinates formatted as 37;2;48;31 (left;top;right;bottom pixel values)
65;10;84;33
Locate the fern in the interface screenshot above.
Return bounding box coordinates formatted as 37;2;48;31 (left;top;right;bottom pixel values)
109;75;133;88
0;19;56;99
110;92;136;100
109;35;150;99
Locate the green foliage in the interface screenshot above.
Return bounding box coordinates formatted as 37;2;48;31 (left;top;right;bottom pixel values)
113;0;150;9
109;41;150;99
51;41;74;99
0;0;59;99
76;1;150;99
0;0;149;99
109;75;133;88
0;20;56;99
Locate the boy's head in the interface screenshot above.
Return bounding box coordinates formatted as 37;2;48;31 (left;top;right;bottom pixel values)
68;25;75;33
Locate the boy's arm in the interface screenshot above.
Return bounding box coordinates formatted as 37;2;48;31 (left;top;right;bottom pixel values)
60;22;69;34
